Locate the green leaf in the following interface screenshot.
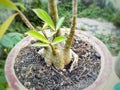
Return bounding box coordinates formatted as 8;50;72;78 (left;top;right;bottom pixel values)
33;9;55;30
7;32;23;44
52;36;67;45
42;23;49;30
0;13;18;38
56;17;65;30
0;32;23;48
0;0;18;10
0;34;14;48
26;30;49;44
32;42;49;47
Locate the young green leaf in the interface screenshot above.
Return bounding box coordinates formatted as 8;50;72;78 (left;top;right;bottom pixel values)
42;23;49;30
0;13;18;38
56;17;65;30
32;42;49;47
33;9;55;30
52;36;67;45
26;30;49;44
0;0;18;10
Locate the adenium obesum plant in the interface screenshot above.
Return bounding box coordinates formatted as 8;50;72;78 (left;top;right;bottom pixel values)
0;0;78;71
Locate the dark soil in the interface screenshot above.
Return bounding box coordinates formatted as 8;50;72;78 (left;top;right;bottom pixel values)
14;37;101;90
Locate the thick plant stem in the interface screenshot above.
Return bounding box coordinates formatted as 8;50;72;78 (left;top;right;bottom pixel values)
48;0;58;26
64;0;77;51
48;0;61;36
17;10;35;30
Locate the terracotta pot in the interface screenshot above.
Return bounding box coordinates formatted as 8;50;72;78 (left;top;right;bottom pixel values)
5;30;112;90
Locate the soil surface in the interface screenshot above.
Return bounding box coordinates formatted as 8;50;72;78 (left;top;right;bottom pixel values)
14;37;101;90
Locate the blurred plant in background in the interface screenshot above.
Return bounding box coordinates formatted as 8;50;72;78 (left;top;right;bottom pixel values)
0;60;8;90
112;12;120;26
58;1;120;27
0;32;23;59
95;33;120;56
58;2;72;27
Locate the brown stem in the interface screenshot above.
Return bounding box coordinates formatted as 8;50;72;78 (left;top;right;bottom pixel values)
17;10;35;30
64;0;77;51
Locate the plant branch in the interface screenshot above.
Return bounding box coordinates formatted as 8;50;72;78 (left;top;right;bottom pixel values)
49;43;57;55
17;10;35;30
64;0;77;51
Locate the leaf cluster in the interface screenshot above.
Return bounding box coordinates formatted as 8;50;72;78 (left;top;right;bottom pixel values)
0;0;66;48
26;9;66;47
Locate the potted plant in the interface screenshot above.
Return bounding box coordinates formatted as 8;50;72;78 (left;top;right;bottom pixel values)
0;0;112;90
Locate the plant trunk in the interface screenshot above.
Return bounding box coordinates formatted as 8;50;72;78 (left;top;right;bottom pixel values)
48;0;58;26
48;0;61;36
43;0;78;69
43;47;65;69
64;0;77;52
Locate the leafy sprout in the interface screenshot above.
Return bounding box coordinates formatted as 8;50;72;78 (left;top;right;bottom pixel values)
26;9;66;47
